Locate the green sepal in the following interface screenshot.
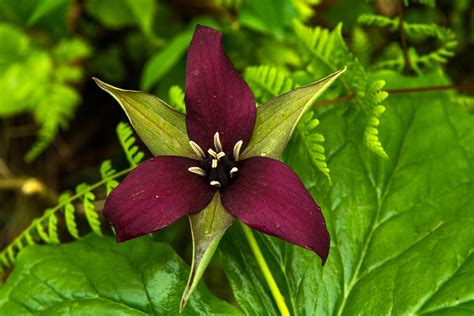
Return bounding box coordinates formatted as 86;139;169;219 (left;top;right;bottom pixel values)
181;193;234;312
93;78;193;157
242;67;346;160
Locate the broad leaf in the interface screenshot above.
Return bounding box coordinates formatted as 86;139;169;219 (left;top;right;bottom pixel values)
94;78;193;158
221;70;474;315
0;234;241;315
242;68;346;160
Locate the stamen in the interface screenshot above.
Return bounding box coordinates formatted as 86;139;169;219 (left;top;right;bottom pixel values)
208;148;218;158
230;167;238;177
216;152;226;160
214;132;223;152
211;159;218;168
189;141;205;159
233;140;243;161
188;167;206;177
210;181;221;187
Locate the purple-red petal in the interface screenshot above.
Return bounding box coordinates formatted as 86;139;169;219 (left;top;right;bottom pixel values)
221;157;330;262
185;25;256;152
103;156;215;242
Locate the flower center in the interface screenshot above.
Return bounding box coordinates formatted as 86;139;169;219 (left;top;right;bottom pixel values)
188;132;243;188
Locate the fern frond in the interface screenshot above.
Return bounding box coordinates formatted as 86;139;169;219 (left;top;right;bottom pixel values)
358;14;396;29
293;21;389;158
364;80;389;159
244;65;295;103
117;122;145;167
47;212;60;244
59;193;80;239
0;122;145;270
168;85;186;113
76;183;102;236
35;219;50;243
298;111;331;182
25;85;80;162
292;0;320;21
100;160;119;196
358;15;457;72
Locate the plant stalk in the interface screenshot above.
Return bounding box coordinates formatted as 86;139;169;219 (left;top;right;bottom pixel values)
240;222;290;316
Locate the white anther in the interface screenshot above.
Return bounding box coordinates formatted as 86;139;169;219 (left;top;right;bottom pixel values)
189;141;205;159
208;148;218;158
210;181;221;187
211;159;218;168
188;167;206;177
216;152;226;160
214;132;223;152
230;167;238;177
233;140;243;161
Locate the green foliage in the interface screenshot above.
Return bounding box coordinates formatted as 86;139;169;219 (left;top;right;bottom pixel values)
244;65;295;103
363;80;388;159
0;235;241;315
242;64;335;180
358;14;458;73
116;122;145;167
297;111;331;181
168;85;186;113
221;71;474;315
140;30;193;91
293;20;388;157
76;183;102;236
238;0;298;39
0;122;144;270
0;23;91;161
100;160;120;196
59;192;80;239
85;0;156;38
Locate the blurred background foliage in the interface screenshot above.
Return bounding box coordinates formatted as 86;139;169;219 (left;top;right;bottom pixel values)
0;0;473;300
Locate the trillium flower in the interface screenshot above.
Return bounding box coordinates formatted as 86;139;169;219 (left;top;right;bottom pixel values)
102;25;331;261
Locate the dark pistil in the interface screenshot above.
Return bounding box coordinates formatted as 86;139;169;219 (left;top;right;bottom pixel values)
200;153;238;188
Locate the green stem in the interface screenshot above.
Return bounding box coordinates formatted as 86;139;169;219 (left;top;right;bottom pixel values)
240;222;290;316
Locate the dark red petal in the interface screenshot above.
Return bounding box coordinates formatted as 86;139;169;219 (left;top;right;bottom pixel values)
103;156;215;242
185;25;256;152
221;157;330;262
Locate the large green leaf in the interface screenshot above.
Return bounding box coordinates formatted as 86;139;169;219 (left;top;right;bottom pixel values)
0;234;241;315
220;70;474;315
94;78;193;158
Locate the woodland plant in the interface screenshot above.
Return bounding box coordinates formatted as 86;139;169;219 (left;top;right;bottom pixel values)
0;1;473;315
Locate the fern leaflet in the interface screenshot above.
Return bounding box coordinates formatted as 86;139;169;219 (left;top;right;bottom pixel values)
59;192;80;239
76;183;102;236
117;122;145;167
168;85;186;113
100;160;119;196
244;65;295;103
364;80;389;159
298;111;331;182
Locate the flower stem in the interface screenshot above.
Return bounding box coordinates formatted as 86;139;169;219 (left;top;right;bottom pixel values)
240;222;290;316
